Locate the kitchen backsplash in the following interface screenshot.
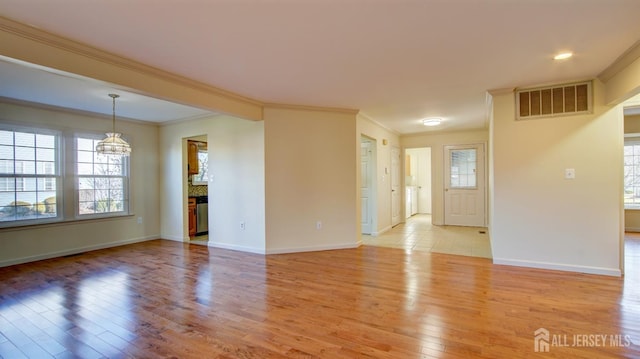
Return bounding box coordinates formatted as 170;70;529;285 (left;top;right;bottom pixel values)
189;185;208;197
188;176;208;197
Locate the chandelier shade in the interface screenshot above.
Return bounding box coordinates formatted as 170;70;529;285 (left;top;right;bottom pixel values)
96;94;132;156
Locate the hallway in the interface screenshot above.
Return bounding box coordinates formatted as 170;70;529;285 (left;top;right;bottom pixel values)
362;214;492;258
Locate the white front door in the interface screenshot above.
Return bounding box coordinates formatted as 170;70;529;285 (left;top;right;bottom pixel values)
444;144;486;226
361;139;373;234
391;147;401;226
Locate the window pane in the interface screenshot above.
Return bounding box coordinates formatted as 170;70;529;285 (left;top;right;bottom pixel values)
0;145;14;160
78;163;93;175
0;191;14;206
15;146;34;161
36;134;56;149
77;138;95;151
450;149;477;189
15;132;34;147
36;148;55;162
77;150;94;164
0;160;13;174
79;201;94;215
0;131;13;146
624;143;640;209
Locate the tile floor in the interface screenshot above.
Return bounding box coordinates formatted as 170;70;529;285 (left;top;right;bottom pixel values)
362;214;493;258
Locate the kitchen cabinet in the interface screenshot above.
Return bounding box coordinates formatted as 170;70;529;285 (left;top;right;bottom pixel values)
188;197;197;237
188;141;199;175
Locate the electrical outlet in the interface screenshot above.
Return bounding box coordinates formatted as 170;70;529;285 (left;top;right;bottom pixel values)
137;217;143;224
316;221;322;230
240;222;246;230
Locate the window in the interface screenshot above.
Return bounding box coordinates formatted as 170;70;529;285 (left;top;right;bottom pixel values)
77;137;129;216
192;149;208;185
624;141;640;209
0;123;131;227
449;148;477;189
0;128;59;223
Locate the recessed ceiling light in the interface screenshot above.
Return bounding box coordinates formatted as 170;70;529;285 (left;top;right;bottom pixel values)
554;52;573;60
422;118;442;126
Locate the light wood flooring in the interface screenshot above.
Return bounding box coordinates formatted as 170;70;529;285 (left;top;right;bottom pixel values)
0;235;638;358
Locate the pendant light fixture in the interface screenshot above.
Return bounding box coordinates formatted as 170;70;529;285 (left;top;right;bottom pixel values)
96;93;132;156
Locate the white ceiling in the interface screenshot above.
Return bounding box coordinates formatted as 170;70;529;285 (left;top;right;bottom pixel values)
1;0;640;133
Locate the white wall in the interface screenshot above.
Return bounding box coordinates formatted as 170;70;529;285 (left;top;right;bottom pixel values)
0;101;161;266
490;80;623;276
159;115;266;253
402;129;489;225
265;106;358;253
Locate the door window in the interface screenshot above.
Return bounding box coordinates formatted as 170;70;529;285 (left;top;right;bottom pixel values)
449;148;477;189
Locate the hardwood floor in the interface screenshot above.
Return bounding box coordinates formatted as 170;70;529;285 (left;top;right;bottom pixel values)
0;237;639;358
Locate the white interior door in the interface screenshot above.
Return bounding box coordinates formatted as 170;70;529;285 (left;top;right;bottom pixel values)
444;144;486;226
391;147;401;226
360;139;373;234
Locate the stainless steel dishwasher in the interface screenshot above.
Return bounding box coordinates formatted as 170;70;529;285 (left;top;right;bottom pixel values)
196;196;208;236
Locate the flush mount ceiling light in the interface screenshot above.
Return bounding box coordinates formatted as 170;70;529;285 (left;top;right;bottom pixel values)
422;118;442;127
554;52;573;60
96;94;132;156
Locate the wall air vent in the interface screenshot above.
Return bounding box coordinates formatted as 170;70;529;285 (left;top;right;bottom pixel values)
516;81;592;120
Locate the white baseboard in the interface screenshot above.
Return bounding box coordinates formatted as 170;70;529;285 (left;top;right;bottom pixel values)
0;235;158;267
625;227;640;233
493;258;621;277
265;242;359;255
161;234;188;242
371;225;392;236
207;241;265;254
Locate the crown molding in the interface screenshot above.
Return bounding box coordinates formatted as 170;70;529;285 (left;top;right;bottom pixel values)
487;88;514;96
0;15;263;112
0;96;155;125
599;39;640;83
357;111;401;136
0;15;375;124
263;102;359;115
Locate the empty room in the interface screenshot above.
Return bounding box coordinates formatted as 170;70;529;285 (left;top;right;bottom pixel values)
1;1;640;358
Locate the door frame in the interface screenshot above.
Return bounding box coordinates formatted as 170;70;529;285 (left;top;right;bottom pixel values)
391;146;402;227
443;142;488;227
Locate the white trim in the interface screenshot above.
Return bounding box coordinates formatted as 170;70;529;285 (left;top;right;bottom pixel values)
0;235;157;267
161;234;187;242
371;225;392;236
624;227;640;233
493;258;621;277
265;242;359;255
207;242;265;254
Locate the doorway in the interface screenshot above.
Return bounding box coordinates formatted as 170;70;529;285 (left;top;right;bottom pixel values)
185;134;209;244
391;147;401;227
622;101;640;274
405;147;432;219
360;136;377;234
